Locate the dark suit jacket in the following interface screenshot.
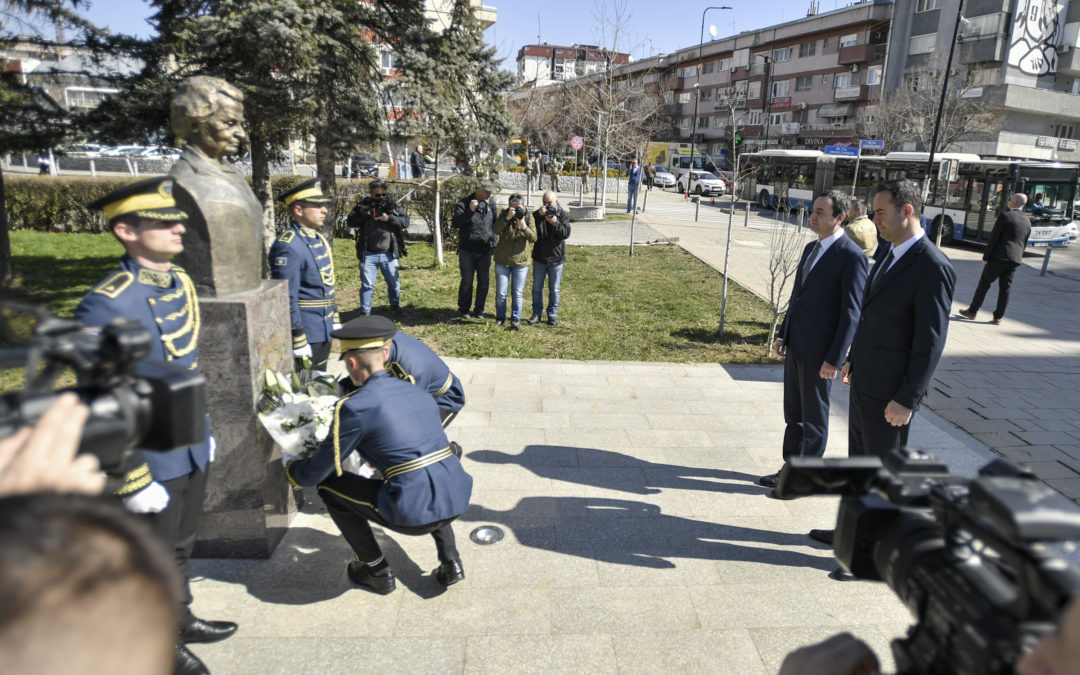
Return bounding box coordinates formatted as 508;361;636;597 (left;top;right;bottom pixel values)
983;209;1031;264
847;236;957;410
780;234;868;368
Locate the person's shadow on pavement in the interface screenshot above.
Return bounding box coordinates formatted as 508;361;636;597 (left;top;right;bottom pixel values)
470;445;764;495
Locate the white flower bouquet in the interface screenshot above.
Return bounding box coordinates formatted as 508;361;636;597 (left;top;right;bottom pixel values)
256;365;339;461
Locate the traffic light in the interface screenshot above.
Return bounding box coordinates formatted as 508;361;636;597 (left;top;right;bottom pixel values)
734;134;742;146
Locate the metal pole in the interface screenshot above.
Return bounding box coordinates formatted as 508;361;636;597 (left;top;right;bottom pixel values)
695;197;701;222
641;186;649;214
593;113;602;206
851;146;862;196
687;6;732;199
744;199;750;227
922;0;966;207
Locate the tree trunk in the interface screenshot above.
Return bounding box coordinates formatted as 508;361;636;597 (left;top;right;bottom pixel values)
0;166;11;286
314;129;337;249
249;131;276;273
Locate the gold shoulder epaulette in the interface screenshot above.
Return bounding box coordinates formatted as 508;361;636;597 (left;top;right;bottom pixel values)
93;271;134;299
279;231;296;244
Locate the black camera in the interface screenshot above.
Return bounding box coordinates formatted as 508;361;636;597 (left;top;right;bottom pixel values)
0;305;207;477
776;451;1080;674
513;206;526;220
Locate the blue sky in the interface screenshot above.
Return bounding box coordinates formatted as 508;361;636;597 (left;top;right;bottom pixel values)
16;0;833;67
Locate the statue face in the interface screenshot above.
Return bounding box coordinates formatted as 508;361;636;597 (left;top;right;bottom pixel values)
192;98;246;160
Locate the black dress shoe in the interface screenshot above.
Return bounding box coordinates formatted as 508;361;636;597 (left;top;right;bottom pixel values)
449;441;463;459
766;488;795;501
174;643;209;675
828;567;858;582
347;561;396;595
547;317;558;326
179;617;238;644
434;559;465;587
757;472;779;488
808;529;835;545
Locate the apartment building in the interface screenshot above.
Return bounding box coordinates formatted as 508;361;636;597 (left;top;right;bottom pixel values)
658;0;892;157
516;43;631;85
885;0;1080;160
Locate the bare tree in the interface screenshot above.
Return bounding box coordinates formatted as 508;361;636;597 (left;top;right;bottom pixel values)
762;213;807;356
862;53;1000;153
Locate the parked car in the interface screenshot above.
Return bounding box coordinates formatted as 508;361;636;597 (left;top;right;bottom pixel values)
677;170;727;197
652;165;676;189
139;146;181;161
344;154;378;178
62;143;105;157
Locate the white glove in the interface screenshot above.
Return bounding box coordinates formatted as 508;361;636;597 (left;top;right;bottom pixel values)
209;436;216;462
123;481;170;514
293;344;313;358
333;322;343;331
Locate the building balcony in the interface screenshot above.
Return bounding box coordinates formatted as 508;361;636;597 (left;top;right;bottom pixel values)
834;85;867;100
1059;48;1080;76
837;44;882;64
959;129;1080;161
983;83;1080;116
470;1;497;30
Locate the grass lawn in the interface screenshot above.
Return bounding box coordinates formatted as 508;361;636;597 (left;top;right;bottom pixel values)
2;230;778;392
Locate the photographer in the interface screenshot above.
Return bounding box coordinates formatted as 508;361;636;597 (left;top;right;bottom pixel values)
452;185;497;320
75;177;236;675
347;179;408;316
493;194;537;329
528;191;571;326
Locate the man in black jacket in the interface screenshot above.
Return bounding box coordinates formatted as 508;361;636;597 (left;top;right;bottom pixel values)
452;185;496;319
528;190;572;326
958;193;1031;325
348;180;409;316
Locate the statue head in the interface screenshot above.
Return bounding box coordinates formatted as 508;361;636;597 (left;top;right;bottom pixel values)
171;76;247;162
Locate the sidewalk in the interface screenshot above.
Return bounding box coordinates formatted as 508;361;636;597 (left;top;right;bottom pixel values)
192;357;1003;674
610;188;1080;501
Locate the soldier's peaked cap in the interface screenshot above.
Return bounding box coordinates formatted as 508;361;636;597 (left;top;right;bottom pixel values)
333;315;397;356
279;178;332;206
88;176;188;224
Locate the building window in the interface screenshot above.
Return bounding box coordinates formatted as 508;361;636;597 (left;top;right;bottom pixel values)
747;110;764;125
799;41;816;57
866;65;882;86
916;0;939;11
683;65;697;78
772;80;790;97
1055;123;1076;139
380;51;397;74
963;13;1003;38
748;81;761;99
774;47;792;62
834;72;854;88
719;58;730;71
701;88;713;101
678;92;692;104
702;61;715;74
664;91;674;104
909;34;936;54
795;75;813;91
699;116;709;128
770;112;788;125
839;33;858;48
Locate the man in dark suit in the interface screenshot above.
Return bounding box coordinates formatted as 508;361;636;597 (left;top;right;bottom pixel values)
958;193;1031;325
808;180;957;564
759;191;868;491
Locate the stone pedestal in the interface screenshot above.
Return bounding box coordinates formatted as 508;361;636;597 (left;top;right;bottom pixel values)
568;204;605;221
193;280;296;558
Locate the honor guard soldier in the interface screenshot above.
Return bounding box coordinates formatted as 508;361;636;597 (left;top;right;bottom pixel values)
338;316;465;427
269;179;339;370
75;176;237;675
285;316;473;595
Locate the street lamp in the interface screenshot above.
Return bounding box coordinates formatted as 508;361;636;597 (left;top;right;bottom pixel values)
924;0;967;244
758;53;774;148
686;5;732;197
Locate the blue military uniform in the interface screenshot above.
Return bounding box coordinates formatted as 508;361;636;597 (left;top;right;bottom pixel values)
269;223;338;351
287;370;471;525
387;332;465;425
75;255;212;483
77;175;236;648
285;315;472;593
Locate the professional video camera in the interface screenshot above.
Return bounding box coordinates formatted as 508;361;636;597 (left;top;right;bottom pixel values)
0;304;207;478
776;450;1080;674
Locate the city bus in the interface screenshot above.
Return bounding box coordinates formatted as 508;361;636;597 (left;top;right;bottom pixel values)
739;150;1079;245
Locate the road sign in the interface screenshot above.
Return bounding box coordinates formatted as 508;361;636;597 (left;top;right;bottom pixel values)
859;139;884;150
825;145;859;157
570;136;583;150
938;158;959;182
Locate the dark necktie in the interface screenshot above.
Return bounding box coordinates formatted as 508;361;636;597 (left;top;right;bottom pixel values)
801;241;821;286
870;251;894;292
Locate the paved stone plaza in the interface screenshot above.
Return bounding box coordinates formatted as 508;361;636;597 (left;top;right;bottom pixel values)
189;187;1080;673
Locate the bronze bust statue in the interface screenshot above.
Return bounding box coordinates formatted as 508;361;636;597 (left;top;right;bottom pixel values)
169;76;264;296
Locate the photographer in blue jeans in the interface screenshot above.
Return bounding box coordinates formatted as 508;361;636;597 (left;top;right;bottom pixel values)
452;185;497;319
493;193;537;329
348;180;408;316
528;190;571;327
